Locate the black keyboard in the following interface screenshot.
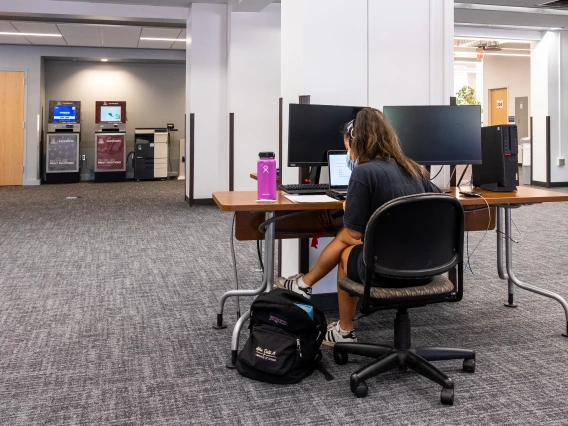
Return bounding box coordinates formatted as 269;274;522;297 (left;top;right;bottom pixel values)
279;184;328;195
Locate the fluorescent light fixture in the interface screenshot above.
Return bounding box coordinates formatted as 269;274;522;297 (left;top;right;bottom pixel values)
455;37;530;44
456;22;561;32
455;2;568;16
455;52;531;58
140;37;182;42
101;58;108;62
0;32;62;37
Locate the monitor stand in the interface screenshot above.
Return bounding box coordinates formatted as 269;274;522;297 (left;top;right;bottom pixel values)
439;187;452;194
479;183;517;192
304;166;321;184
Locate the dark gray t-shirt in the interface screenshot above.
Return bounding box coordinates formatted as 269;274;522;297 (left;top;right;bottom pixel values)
343;158;441;284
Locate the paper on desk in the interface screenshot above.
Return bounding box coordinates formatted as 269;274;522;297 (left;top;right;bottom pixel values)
284;194;337;203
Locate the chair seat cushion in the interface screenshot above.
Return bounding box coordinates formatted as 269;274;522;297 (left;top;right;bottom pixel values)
338;274;454;300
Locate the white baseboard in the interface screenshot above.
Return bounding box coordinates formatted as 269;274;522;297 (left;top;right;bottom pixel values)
24;179;41;186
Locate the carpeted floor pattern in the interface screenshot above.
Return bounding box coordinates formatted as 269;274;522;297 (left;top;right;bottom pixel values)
0;180;567;425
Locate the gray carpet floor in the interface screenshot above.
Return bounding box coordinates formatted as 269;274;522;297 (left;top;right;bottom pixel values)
1;180;567;425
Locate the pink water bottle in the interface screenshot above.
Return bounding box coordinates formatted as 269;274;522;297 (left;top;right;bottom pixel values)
257;152;277;200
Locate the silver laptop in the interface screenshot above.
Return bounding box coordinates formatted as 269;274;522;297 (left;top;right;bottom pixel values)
327;150;352;199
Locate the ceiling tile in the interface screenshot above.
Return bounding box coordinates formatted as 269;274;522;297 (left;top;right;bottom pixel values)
25;35;68;46
0;21;18;32
11;22;62;35
0;35;31;45
100;25;142;48
170;28;186;50
140;27;183;38
138;39;176;49
57;24;102;47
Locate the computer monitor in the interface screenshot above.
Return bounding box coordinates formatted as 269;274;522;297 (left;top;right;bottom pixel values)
383;105;482;165
95;101;127;124
288;104;363;167
48;101;81;124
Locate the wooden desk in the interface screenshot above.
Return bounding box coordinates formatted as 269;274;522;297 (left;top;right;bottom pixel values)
214;186;568;211
214;187;568;364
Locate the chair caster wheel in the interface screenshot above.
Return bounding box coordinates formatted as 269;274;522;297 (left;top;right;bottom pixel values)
441;388;454;406
463;358;475;373
333;349;348;365
352;381;368;398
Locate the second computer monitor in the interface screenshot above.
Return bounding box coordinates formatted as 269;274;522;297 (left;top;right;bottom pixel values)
383;105;482;165
288;104;363;167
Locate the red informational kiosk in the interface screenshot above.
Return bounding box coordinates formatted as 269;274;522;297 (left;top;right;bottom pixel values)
94;101;127;182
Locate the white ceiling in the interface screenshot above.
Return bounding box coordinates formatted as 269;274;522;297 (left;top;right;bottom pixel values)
456;1;568;29
1;1;567;51
55;0;228;5
0;21;186;49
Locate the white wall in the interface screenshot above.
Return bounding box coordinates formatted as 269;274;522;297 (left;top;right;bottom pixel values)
229;4;281;191
45;61;185;179
0;44;184;185
483;55;530;127
280;0;454;292
530;31;568;184
531;37;549;183
280;0;369;290
186;3;229;200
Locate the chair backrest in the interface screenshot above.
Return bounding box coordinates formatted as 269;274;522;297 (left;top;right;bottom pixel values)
362;193;464;298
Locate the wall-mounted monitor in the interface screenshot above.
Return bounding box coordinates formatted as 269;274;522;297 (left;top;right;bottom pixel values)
383;105;482;166
95;101;127;124
48;101;81;124
288;104;363;167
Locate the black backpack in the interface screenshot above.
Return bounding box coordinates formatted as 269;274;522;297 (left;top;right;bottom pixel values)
235;288;331;384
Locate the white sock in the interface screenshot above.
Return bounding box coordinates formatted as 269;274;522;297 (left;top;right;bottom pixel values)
337;321;354;335
298;276;309;288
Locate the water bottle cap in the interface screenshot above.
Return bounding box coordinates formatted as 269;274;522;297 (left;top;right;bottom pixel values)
259;152;275;159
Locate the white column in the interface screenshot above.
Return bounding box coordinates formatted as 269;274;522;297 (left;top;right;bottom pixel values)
185;4;229;200
280;0;368;285
530;31;568;185
229;4;281;191
280;0;454;287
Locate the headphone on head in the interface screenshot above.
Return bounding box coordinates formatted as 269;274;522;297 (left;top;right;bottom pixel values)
346;119;355;140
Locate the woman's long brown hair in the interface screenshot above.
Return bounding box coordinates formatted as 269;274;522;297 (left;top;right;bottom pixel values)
350;107;429;179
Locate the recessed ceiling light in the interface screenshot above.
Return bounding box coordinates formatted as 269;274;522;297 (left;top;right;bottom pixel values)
140;37;183;42
0;32;62;37
101;58;108;62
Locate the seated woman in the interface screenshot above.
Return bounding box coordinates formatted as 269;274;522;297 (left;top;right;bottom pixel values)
277;107;441;346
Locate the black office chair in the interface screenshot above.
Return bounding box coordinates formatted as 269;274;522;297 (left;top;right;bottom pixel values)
333;193;475;405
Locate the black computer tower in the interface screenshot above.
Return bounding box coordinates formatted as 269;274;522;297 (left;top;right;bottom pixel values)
134;140;155;180
472;124;519;192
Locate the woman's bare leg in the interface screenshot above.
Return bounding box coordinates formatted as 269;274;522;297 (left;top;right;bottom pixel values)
301;228;361;286
337;245;359;331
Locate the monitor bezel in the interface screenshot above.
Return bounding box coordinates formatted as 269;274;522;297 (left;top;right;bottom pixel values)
383;105;482;166
287;103;363;167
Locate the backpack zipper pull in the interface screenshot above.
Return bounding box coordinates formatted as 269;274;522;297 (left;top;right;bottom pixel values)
297;339;302;357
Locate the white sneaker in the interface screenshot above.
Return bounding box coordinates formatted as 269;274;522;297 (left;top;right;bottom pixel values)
323;321;357;347
275;273;312;299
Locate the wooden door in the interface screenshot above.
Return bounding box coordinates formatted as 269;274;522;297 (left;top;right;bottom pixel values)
0;71;25;186
489;88;508;126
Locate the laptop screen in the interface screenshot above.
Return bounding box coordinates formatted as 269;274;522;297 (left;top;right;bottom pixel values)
328;151;352;189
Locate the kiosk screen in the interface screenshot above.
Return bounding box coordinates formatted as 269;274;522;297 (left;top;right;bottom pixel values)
53;105;77;123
